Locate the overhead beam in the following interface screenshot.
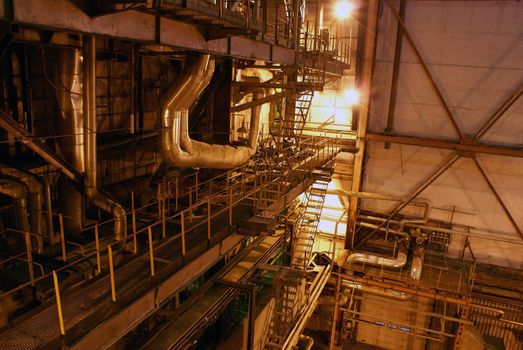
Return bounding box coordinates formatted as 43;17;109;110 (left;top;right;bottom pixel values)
347;0;379;249
5;0;296;65
473;158;523;240
366;133;523;158
384;0;406;139
231;91;287;112
0;108;84;185
382;0;463;141
358;153;460;246
473;82;523;142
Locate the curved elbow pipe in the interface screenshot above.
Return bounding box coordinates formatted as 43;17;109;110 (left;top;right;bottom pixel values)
83;35;127;241
0;165;47;252
162;55;268;169
0;176;30;234
346;244;408;269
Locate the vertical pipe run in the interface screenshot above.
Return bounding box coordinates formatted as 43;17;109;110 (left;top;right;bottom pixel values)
83;34;127;241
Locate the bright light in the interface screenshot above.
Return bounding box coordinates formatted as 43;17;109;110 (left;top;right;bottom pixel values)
335;1;353;19
343;88;360;105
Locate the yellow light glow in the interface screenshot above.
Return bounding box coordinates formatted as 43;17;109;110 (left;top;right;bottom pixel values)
343;88;360;105
335;1;353;19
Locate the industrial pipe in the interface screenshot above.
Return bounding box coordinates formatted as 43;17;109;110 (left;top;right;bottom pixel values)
83;35;127;241
409;244;425;281
55;47;85;233
298;335;314;350
341;280;412;301
0;165;51;252
0;176;30;235
346;242;408;269
161;55;268;169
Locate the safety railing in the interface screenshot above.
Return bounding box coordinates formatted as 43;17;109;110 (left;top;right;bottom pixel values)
0;131;349;304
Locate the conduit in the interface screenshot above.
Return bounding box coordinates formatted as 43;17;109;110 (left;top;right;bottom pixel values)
161;55;268;169
83;35;127;241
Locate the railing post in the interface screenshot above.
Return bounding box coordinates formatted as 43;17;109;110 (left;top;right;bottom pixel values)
207;198;212;241
162;198;166;239
189;188;193;223
148;226;155;277
195;171;199;203
181;211;186;256
229;190;233;226
59;213;66;262
132;191;137;254
95;224;101;274
108;245;116;302
24;231;35;286
52;271;66;336
175;177;179;211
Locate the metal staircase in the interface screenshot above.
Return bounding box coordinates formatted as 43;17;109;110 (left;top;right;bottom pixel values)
266;168;331;348
291;169;330;270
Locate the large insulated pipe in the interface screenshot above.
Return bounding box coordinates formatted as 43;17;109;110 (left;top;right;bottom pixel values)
346;242;408;269
0;176;30;237
409;244;425;280
161;55;214;164
55;47;85;233
0;165;51;252
162;55;267;169
83;35;127;241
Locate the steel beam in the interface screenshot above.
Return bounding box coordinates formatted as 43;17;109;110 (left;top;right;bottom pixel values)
6;0;296;65
337;273;469;306
366;133;523;158
384;0;406;139
358;153;460;245
382;0;463;141
347;0;379;248
0;108;84;185
473;82;523;141
473;158;523;240
231;91;287;112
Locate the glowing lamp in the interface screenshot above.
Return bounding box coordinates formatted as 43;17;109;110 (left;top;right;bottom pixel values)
335;1;353;19
343;88;360;105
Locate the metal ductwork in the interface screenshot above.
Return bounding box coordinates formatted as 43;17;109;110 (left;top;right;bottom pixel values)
83;35;127;241
161;55;267;169
0;165;53;252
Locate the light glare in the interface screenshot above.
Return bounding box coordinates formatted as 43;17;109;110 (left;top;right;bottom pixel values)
343;88;360;105
335;1;353;19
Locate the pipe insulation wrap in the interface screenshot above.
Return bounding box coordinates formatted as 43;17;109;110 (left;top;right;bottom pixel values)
161;55;268;169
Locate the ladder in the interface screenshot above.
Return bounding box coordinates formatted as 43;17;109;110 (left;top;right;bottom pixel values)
291;169;330;271
266;169;331;348
267;269;304;349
